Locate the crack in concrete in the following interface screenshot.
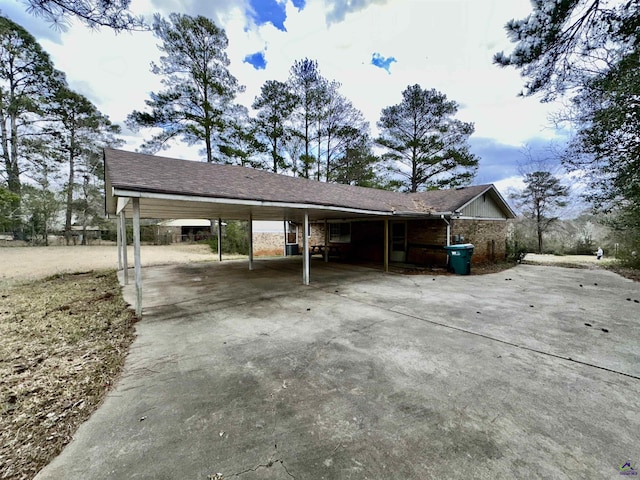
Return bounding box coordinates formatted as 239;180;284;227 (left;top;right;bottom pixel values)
302;275;640;381
229;458;295;478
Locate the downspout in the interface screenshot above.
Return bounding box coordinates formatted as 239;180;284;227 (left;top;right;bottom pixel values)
441;215;451;246
442;214;451;270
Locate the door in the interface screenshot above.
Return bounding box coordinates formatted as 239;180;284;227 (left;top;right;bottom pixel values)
390;221;407;262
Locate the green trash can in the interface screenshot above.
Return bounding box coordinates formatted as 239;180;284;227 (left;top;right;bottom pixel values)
444;243;474;275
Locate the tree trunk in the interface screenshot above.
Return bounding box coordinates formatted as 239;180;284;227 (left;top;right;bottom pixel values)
272;130;278;173
537;228;543;254
81;174;89;245
205;127;213;163
536;207;543;253
65;130;76;245
203;88;213;163
7;106;22;238
325;130;332;182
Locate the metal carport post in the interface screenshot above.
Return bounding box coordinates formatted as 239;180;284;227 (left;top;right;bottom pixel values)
303;211;310;285
132;198;142;318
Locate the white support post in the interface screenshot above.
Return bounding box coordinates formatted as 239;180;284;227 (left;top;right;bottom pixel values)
283;220;287;257
120;212;129;285
248;214;254;271
324;219;329;263
217;218;222;262
384;219;389;273
132;198;142;317
116;217;122;271
303;211;310;285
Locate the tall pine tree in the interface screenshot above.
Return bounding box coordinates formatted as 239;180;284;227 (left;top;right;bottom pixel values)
0;15;62;237
376;85;478;192
127;13;243;163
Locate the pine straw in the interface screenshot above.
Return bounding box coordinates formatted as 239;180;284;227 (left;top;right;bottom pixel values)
0;271;136;480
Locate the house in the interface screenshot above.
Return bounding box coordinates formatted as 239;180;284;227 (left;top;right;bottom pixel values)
157;219;213;243
103;148;515;314
156;219;292;255
304;185;515;266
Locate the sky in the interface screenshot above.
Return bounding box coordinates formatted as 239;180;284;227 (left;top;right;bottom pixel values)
0;0;571;196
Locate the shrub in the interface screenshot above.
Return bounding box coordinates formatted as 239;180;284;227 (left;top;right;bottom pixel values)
206;220;249;255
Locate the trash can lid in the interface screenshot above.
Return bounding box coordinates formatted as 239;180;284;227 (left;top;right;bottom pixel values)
444;243;474;250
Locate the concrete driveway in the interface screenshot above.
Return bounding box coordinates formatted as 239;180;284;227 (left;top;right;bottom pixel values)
36;258;640;479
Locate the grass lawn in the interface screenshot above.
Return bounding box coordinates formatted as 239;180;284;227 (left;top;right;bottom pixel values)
0;271;136;480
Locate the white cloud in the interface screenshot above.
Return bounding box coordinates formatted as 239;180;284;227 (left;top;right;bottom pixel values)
2;0;565;169
227;0;561;145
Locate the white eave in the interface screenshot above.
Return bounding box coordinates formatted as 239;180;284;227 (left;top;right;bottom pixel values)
110;188;395;222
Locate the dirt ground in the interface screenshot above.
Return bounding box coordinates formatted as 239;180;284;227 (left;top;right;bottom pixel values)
0;244;219;284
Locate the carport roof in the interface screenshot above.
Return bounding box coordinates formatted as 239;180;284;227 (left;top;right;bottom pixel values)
104;148;514;221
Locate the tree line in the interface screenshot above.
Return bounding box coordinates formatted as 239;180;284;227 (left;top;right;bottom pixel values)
0;15;120;244
497;0;639;264
126;13;478;190
0;11;479;243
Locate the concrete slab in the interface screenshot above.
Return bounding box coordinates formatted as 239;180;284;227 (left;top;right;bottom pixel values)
36;258;640;479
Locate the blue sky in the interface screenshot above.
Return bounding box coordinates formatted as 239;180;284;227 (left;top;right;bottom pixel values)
0;0;570;194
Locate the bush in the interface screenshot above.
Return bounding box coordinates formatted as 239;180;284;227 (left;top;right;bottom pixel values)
617;245;640;269
206;220;249;255
505;238;529;263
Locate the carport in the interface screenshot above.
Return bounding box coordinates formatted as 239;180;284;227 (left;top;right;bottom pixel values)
104;149;433;316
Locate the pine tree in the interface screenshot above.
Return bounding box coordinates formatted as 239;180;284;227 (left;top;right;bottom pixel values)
322;81;368;182
127;13;243;163
332;135;383;188
376;84;478;192
0;15;63;237
46;87;120;244
22;0;146;31
288;58;328;178
252;80;297;174
513;171;569;254
494;0;638;100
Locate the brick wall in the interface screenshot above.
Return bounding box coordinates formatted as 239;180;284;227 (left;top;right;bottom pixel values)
253;232;285;256
406;219;448;266
308;223;325;246
451;219;508;262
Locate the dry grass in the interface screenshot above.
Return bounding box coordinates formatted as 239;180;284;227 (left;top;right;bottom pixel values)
0;271;136;480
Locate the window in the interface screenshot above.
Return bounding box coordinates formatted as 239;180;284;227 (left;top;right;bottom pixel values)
286;221;297;245
329;223;351;243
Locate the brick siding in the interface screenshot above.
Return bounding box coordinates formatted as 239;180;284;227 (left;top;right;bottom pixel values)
253;232;285;256
451;219;508;263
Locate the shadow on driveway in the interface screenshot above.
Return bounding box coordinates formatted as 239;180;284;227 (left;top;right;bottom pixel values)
36;258;640;479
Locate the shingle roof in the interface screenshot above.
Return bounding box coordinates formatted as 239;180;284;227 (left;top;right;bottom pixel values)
104;148;513;218
105;148;419;213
